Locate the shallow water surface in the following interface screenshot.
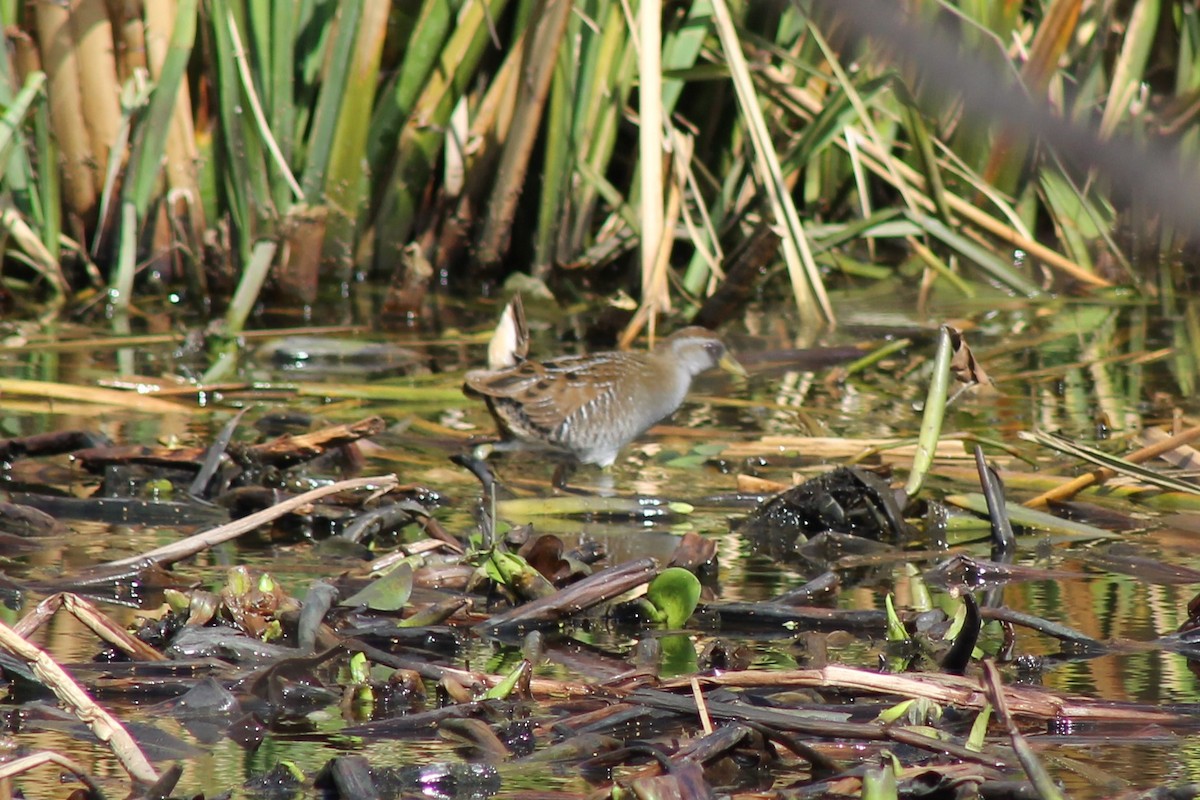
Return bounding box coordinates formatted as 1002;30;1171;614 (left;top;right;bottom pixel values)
2;298;1200;797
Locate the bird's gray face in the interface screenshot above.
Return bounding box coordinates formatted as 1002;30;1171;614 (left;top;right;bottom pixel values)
673;336;727;377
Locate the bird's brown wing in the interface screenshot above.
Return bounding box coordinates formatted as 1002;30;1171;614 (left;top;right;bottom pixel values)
464;354;633;434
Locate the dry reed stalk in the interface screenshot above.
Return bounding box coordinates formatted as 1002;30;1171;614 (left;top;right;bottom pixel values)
73;0;122;203
476;0;573;267
638;0;668;320
115;1;148;78
36;1;97;220
146;0;206;236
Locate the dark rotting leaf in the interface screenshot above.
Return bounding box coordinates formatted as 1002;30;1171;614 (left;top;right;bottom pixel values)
314;755;379;800
243;760;304;796
437;717;510;758
253;410;314;437
923;554;1079;593
516;733;623;763
741;720;845;777
476;557;658;633
698;639;753;671
580;741;676;771
694;601;888;634
6;492;229;526
772;571;841;606
519;534;573;585
340;701;488;736
228;712;266;751
974;445;1016;558
297;580;338;653
339;500;423;543
0;502;67;536
165;625;295;663
189;407;248;498
245;416;386;470
1077;544;1200;586
794;531;896;573
977;607;1105;651
739;466;911;561
495;719;536;757
626;758;712;800
1045;499;1146;531
172;676;240;718
142;762;183;800
0;429;111;463
383;762;501;800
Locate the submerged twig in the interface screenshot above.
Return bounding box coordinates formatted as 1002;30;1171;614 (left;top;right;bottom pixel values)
0;752;105;796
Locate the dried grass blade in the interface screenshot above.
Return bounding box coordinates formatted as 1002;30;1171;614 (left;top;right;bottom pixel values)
1021;426;1200;507
710;0;833;328
637;0;668;318
0;377;188;413
1099;0;1159;139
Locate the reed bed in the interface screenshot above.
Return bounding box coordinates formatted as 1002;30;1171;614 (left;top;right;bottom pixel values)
0;0;1191;334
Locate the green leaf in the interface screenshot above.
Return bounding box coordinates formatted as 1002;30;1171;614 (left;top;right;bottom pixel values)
483;659;530;700
339;563;413;611
645;567;701;629
884;594;909;643
482;550;556;599
967;703;992;752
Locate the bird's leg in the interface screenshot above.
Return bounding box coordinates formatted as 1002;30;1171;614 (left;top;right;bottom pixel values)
551;460;577;492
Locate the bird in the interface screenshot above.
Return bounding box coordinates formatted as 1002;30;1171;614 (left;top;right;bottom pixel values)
463;308;746;473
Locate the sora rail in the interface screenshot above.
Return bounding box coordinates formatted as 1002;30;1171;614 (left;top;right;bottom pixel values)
464;326;745;469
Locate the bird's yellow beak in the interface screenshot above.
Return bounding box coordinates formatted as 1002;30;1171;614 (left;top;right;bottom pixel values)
719;352;747;378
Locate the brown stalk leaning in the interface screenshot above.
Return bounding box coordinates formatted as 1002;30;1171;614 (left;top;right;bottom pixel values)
1023;424;1200;509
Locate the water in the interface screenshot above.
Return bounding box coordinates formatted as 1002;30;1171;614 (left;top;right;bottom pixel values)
2;299;1200;797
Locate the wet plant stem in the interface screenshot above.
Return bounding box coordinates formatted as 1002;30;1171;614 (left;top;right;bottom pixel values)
905;325;953;498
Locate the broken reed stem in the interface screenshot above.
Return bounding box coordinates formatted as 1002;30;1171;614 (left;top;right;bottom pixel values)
0;620;159;786
1024;424;1200;510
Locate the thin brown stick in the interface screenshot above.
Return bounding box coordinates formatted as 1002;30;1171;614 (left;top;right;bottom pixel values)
1023;425;1200;509
98;474;398;570
15;593;167;661
668;665;1179;723
983;660;1066;800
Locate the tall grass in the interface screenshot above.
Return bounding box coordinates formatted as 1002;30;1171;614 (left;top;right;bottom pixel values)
0;0;1193;338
